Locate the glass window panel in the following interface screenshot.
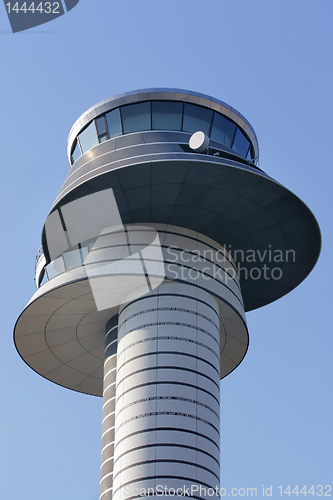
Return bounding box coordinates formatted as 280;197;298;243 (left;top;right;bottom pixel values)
80;246;89;262
121;102;151;134
210;113;237;148
95;116;106;136
78;121;98;153
182;103;213;135
106;108;122;139
46;257;65;279
152;101;183;130
95;116;108;143
246;147;252;161
63;248;83;270
72;139;81;164
232;127;251;158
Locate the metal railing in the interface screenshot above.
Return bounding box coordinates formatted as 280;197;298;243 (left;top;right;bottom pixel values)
35;245;44;271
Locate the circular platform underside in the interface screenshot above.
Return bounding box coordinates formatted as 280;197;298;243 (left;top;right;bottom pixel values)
14;276;248;396
49;155;321;312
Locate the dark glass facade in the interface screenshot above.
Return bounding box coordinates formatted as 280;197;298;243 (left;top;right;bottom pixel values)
71;100;253;164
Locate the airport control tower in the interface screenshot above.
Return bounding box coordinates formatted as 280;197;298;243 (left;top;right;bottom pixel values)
14;89;321;500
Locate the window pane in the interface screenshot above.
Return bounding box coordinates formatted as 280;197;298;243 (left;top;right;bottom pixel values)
152;101;183;130
46;257;65;279
182;103;213;135
232;127;251;158
63;249;83;270
246;147;252;161
121;102;151;134
72;139;81;163
78;121;98;153
106;108;122;139
95;116;108;143
80;246;89;262
210;112;237;148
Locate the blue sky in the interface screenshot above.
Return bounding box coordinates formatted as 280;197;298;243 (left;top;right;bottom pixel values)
1;1;332;499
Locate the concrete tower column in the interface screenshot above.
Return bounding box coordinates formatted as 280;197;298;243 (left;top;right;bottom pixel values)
113;283;220;500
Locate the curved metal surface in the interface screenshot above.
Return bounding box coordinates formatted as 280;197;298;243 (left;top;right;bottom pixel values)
46;131;321;311
14;225;249;395
67;89;259;164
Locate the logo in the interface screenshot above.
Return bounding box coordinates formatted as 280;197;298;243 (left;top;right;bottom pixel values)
3;0;80;33
44;188;165;311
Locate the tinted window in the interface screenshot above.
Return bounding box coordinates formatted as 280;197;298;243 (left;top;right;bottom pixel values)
96;116;108;143
46;257;65;279
182;103;213;135
72;139;81;163
210;113;237;148
106;108;122;139
78;121;98;153
121;102;151;134
232;128;251;157
152;101;183;130
63;249;84;270
246;147;253;161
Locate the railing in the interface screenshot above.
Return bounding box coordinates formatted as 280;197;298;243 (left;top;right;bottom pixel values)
35;246;44;271
34;244;90;289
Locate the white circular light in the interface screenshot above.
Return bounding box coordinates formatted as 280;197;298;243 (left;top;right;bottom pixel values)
189;131;210;152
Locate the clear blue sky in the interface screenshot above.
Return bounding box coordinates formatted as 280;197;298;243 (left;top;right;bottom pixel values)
1;1;332;499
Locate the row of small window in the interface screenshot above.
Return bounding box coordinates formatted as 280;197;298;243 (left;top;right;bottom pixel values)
71;101;254;165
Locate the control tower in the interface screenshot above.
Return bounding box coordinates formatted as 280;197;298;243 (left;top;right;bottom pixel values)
14;89;321;500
